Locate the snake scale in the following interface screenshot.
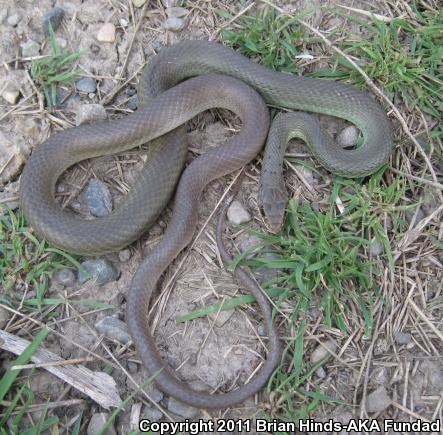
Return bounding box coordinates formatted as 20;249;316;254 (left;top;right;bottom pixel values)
20;40;392;409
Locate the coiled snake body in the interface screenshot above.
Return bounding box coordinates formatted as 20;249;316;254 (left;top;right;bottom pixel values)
20;41;392;409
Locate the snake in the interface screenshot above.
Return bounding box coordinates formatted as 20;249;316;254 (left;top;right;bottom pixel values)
19;40;392;409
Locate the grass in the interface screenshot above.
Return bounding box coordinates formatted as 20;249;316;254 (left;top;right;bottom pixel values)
30;24;82;107
221;4;442;123
218;5;305;73
0;209;82;311
214;2;439;424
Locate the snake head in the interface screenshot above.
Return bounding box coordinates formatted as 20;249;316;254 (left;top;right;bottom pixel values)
259;184;289;233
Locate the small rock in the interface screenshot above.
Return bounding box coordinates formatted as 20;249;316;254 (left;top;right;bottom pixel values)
316;367;326;378
76;77;96;93
165;7;189;17
366;386;391;413
405;206;425;225
119;18;128;27
20;40;40;58
7;13;21;27
369;238;384;256
128;95;138;111
142;407;163;421
75;104;107;125
208;309;234;327
394;331;412;345
95;316;131;344
65;93;81;110
83;178;113;217
227;200;251;225
55;37;67;49
132;0;147;6
337;125;359;148
145;384;164;403
118;249;131;262
87;413;116;435
2;83;20;105
77;258;119;285
54;268;76;287
97;23;116;43
167;397;198;418
163;17;186;32
43;7;65;35
257;323;266;336
0;306;10;329
310;340;337;364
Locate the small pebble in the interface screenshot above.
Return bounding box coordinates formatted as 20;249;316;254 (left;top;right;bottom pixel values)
315;367;326;378
76;77;97;93
165;6;189;17
55;37;67;49
144;384;164;403
54;268;76;287
77;258;119;285
95;316;131;344
83;178;113;217
75;104;107;126
20;40;40;57
119;18;128;27
167;397;198;418
163;17;186;32
0;306;10;329
118;249;131;262
132;0;147;6
366;386;391;413
142;406;163;421
369;238;384;256
208;309;234;327
42;7;64;35
128;95;138;111
227;200;251;225
7;13;21;27
337;125;359;148
394;331;412;345
97;23;116;43
2;83;20;105
87;413;116;435
310;340;337;364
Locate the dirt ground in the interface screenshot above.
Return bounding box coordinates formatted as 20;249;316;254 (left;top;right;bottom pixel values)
0;0;442;434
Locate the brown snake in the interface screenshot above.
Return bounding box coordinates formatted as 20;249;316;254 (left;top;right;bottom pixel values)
20;41;392;409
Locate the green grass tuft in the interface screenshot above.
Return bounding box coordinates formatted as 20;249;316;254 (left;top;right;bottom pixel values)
0;209;80;310
30;23;83;107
